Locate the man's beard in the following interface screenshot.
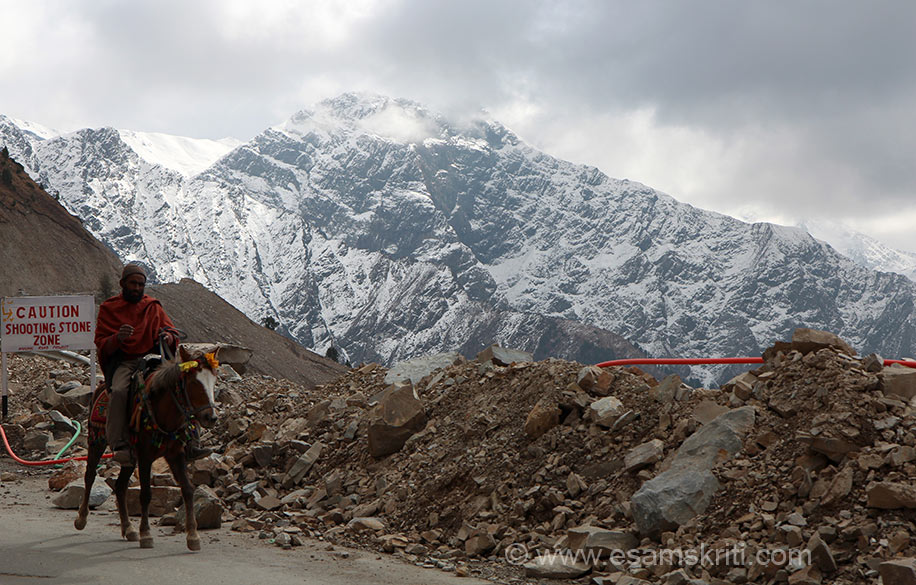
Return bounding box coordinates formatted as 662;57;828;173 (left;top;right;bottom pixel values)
122;289;143;303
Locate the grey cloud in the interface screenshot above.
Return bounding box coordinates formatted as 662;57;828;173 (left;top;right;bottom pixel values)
2;0;914;249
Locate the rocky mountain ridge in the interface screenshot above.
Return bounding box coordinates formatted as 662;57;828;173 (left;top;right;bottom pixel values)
3;95;916;384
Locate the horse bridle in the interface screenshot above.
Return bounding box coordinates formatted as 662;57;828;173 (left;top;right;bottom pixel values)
173;358;218;420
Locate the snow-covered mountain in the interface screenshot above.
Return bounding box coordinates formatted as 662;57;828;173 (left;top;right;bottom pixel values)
3;96;916;384
799;219;916;283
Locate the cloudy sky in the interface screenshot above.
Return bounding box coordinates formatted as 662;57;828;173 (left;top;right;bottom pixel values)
3;0;915;251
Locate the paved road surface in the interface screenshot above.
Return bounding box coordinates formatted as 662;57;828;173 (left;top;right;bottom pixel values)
0;464;494;585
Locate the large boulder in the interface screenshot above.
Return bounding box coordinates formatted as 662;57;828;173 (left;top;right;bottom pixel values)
587;396;625;428
576;366;614;396
48;461;86;491
763;328;857;362
791;327;855;355
631;406;756;537
476;345;534;366
367;382;427;457
384;352;464;385
282;441;324;488
867;482;916;509
723;371;757;400
175;485;223;529
881;365;916;401
880;559;916;585
525;397;561;439
37;386;85;418
183;342;253;374
62;385;94;407
630;468;721;538
649;374;682;403
625;439;665;472
566;525;638;554
126;485;182;516
52;480;112;509
22;429;52;453
673;405;756;468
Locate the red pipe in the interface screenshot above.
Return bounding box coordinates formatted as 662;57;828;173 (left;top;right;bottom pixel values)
884;360;916;369
597;357;764;368
597;357;916;369
0;423;111;466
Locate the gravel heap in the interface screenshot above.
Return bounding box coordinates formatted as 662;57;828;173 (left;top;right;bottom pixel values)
3;330;916;584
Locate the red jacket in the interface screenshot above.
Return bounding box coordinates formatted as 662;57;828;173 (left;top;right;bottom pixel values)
95;294;176;370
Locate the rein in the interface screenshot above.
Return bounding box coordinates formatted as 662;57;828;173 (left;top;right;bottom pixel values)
137;364;197;440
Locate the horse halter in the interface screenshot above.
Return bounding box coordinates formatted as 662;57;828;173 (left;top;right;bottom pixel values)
173;353;220;422
141;352;219;437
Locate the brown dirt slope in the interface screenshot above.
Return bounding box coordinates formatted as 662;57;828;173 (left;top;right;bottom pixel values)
149;279;348;387
0;150;123;298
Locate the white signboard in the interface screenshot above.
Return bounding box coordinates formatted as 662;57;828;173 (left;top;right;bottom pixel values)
1;295;96;352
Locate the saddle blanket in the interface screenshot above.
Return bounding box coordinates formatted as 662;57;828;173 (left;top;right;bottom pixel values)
89;388;109;427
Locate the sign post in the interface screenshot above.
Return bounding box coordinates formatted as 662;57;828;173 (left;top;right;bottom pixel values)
1;295;96;419
1;351;7;421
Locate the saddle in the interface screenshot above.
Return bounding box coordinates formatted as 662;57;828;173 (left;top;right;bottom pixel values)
137;353;163;378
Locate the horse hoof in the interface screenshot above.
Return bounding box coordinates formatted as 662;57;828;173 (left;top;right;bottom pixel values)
187;538;201;552
140;537;154;549
125;530;140;542
74;517;86;531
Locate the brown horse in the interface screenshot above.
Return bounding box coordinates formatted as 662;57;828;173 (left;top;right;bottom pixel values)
74;344;220;551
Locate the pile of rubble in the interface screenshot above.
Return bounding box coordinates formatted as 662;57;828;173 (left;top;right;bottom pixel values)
3;329;916;584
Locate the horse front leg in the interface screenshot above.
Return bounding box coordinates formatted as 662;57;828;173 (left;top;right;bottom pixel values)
74;443;103;531
137;456;154;548
166;452;199;551
115;463;139;542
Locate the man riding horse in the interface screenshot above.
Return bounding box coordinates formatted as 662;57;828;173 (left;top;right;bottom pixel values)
95;263;211;463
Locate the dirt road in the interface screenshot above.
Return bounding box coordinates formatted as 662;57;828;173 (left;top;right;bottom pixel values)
0;462;493;585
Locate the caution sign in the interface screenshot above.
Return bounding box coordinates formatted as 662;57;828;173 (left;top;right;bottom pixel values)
1;295;96;352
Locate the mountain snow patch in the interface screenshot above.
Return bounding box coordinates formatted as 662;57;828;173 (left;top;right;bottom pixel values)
118;130;242;176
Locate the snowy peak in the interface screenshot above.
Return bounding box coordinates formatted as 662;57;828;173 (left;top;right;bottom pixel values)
800;219;916;282
2;115;59;140
117;130;242;176
279;93;445;146
319;92;431;125
279;93;517;150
